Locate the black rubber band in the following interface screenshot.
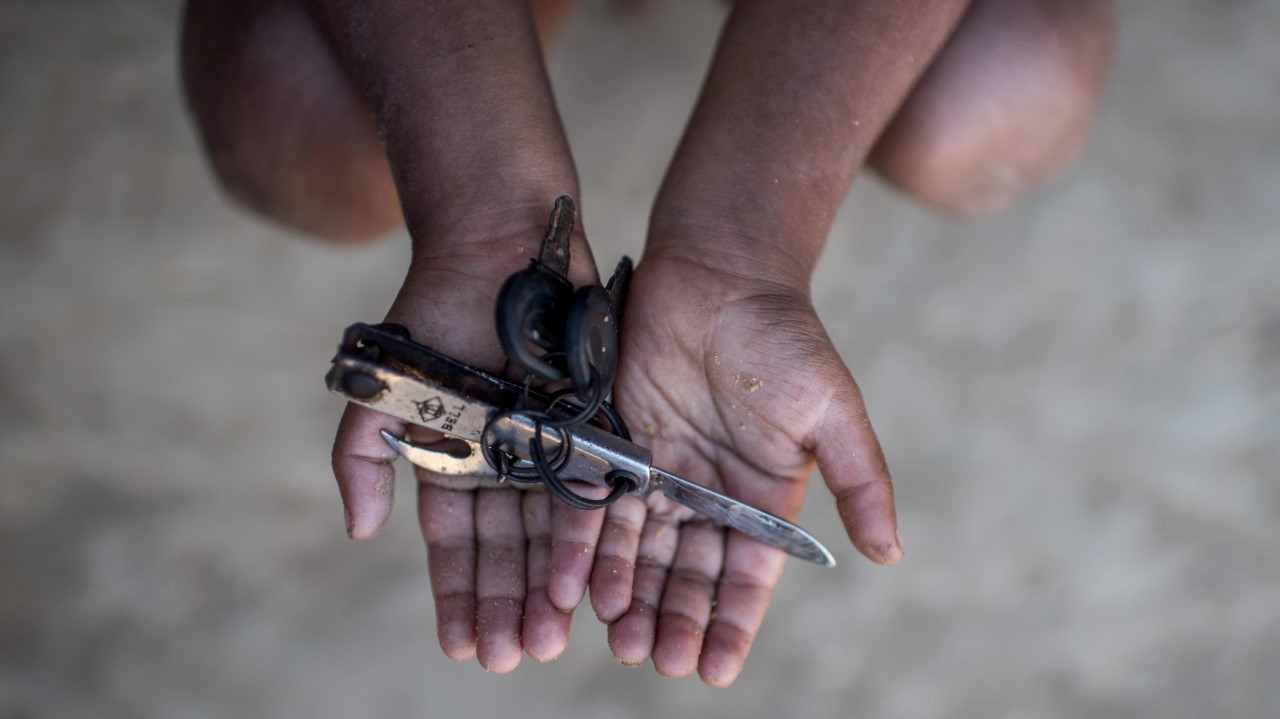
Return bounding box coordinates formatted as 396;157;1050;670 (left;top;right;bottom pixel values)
530;433;633;510
478;371;633;508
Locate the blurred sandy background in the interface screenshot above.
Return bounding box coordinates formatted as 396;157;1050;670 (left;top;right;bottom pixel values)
2;1;1278;717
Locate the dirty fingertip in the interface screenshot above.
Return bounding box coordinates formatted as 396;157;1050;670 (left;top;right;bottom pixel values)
607;610;656;666
346;506;390;541
524;630;568;663
697;654;743;688
854;529;904;565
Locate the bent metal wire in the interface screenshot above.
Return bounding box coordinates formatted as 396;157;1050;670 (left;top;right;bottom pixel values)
325;322;836;566
470;351;634;510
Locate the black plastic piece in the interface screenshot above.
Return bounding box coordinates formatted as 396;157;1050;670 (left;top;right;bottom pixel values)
494;262;574;381
564;284;617;400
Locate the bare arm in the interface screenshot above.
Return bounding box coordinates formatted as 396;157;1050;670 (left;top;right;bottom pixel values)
598;0;973;686
304;0;582;237
308;0;601;672
652;0;971;276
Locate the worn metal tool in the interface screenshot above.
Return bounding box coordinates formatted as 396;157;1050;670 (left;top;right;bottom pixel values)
326;322;836;566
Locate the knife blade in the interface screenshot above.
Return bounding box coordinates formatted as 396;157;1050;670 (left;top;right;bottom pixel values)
647;467;836;567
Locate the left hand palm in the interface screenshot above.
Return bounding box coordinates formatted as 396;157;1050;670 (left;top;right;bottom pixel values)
588;256;903;686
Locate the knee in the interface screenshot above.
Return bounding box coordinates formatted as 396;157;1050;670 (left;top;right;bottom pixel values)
181;0;401;243
870;0;1115;218
193;104;403;244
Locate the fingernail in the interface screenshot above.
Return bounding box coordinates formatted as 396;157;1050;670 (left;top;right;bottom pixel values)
344;505;354;538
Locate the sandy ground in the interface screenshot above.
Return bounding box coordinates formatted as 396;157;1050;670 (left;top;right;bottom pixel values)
2;1;1278;717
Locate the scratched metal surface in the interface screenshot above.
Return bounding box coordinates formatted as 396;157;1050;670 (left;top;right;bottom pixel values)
2;1;1278;717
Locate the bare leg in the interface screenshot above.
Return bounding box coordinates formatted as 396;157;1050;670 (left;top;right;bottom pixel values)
181;0;577;242
869;0;1115;217
181;0;398;241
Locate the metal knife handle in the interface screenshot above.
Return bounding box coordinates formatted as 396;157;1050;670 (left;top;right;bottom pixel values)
326;323;652;494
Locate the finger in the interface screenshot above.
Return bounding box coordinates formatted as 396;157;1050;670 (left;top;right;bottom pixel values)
814;371;904;565
474;488;527;673
606;508;680;666
697;534;786;688
417;482;477;661
547;485;608;611
651;519;725;679
589;496;646;622
521;489;572;662
332;402;403;539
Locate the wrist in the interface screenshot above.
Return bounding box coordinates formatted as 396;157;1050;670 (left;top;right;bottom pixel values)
643;221;817;294
404;191;594;290
389;198;591;354
308;0;580;259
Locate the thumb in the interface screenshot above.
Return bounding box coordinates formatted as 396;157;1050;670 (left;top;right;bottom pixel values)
332;402;404;540
812;361;904;565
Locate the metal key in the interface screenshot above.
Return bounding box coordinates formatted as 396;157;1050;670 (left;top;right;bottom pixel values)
327;322;835;566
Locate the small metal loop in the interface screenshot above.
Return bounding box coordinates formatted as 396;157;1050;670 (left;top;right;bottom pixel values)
529;431;633;509
595;400;632;442
605;469;639;495
542;376;605;430
479;407;570;483
475;404;633;510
